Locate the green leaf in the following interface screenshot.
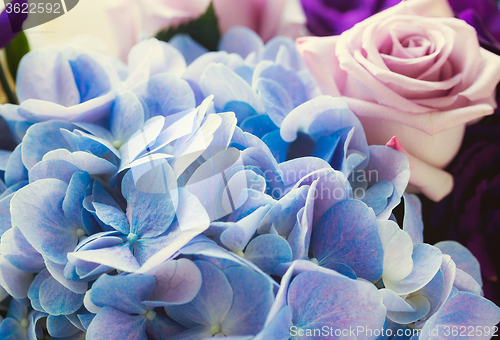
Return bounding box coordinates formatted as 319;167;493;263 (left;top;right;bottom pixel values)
0;62;18;105
156;2;221;51
5;31;30;81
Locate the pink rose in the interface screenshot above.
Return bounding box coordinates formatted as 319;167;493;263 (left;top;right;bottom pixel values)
297;0;500;202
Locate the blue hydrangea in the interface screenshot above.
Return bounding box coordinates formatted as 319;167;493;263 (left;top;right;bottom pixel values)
0;25;499;340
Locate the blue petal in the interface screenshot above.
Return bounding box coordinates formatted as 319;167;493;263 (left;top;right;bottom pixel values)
91;274;154;314
239;114;278;139
167;260;233;327
41;149;117;175
145;315;185;339
92;203;130;235
220;205;270;253
21;121;74;170
59;129;110;157
0;317;27;340
255;78;293;127
4;144;28;187
132;74;195;119
16;48;80;106
200;64;264;113
28;269;51;312
261;130;290;164
144;258;202;307
364;146;410;220
384;244;442;295
420;292;500;340
46;315;80;338
121;160;177;238
252;306;292;340
244;234;293;274
220;266;274;336
288;270;386;338
39;277;84;315
86;307;147;340
258;185;308;236
360;180;395;216
169;34;208;65
10;179;78;265
262;37;304;70
253;63;306;108
403;194;424;245
312;199;384;281
0;227;45;272
223;101;258;123
28;160;81;184
110;92;145;145
219;26;264;59
435;241;482;286
69;54;111;102
63;172;92;228
68;243;140;273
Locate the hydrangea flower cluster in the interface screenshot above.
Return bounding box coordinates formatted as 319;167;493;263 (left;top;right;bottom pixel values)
1;26;499;340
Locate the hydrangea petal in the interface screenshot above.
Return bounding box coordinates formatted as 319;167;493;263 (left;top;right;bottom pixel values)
86;307;147;340
68;244;140;273
288;270;386;338
378;220;413;282
0;255;33;299
42;149;117;175
132;74;195;119
434;241;482;286
0;227;45;272
420;292;500;340
39;277;84;315
219;26;264;59
312;199;383;281
244;234;293;275
90;274;154;314
200;63;265;113
16;48;80;105
169;34;208;65
28;159;80;184
47;315;80;338
21;121;74;170
167;260;233;327
144;258;202;307
92;203;130;235
403;194;424;245
384;244;442;295
221;266;274;336
10;179;78;265
4;144;28;187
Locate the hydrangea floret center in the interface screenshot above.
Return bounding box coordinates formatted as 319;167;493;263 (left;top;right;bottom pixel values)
127;233;138;244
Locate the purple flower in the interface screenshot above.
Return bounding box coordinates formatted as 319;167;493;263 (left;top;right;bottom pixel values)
299;0;400;36
422;112;500;305
0;0;28;48
449;0;500;51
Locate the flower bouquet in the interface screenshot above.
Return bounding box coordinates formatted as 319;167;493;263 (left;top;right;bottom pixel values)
1;0;500;339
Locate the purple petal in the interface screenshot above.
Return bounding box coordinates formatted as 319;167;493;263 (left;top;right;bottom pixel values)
145;259;202;307
434;241;482;286
28;159;81;184
288;270;386;337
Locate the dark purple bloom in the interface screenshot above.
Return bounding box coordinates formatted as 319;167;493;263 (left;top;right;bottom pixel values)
0;0;28;48
449;0;500;51
421;112;500;305
299;0;401;36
